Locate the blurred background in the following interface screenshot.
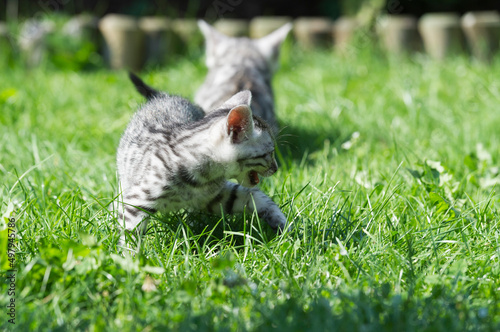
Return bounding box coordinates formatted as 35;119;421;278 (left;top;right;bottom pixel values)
1;0;500;19
0;0;499;71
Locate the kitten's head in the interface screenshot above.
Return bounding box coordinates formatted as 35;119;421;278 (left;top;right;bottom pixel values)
215;90;278;187
198;20;292;72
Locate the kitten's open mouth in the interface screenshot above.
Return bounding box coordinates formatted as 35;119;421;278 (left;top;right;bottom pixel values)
249;170;260;186
239;169;273;187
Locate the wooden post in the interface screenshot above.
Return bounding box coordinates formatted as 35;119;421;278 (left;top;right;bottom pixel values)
98;14;146;71
462;11;500;61
418;13;465;60
214;19;249;37
249;16;293;39
294;17;333;49
377;15;421;54
139;17;172;65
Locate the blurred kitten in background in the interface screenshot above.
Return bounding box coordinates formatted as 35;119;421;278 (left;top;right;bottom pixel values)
195;20;292;133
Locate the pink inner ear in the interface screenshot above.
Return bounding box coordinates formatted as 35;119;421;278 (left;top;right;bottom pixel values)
227;106;250;134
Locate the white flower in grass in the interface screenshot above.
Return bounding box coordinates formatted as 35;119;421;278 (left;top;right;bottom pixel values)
142;275;157;292
341;131;360;150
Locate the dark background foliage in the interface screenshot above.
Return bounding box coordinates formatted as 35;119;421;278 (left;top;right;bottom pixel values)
1;0;499;21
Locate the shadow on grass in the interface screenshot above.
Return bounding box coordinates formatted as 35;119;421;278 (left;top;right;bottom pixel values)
275;121;346;165
149;212;279;250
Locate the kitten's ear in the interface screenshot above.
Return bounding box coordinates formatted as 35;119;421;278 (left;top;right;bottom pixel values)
254;23;292;66
220;90;252;110
198;20;227;67
227;105;254;144
223;90;253;143
198;20;222;41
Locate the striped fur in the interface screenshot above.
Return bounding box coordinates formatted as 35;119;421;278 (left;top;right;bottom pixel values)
195;20;292;133
117;75;287;246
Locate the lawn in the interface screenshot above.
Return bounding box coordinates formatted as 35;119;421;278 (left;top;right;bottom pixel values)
1;43;499;331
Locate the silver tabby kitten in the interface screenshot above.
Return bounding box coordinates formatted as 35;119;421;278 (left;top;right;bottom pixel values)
116;74;287;244
195;20;292;132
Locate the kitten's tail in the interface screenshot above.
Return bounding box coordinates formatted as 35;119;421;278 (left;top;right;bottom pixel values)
128;72;161;100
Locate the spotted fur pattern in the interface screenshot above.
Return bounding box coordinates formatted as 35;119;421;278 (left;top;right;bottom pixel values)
195;20;292;133
117;74;287;245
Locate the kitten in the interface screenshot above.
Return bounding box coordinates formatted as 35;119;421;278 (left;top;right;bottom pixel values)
116;74;287;245
195;20;292;133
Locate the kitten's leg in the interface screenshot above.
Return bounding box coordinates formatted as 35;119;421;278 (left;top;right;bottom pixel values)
207;182;287;232
117;194;156;246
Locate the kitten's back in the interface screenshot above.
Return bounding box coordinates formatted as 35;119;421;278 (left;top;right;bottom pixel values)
128;73;206;128
130;94;204;129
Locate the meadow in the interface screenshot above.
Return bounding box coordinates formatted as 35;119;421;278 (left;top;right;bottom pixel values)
1;42;499;331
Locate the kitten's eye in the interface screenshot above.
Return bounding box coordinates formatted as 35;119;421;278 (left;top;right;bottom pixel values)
248;150;274;163
252;153;266;160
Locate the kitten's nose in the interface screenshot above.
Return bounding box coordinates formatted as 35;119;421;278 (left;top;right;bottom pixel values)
267;159;278;175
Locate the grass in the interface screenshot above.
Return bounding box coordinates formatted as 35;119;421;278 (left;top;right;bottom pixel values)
1;43;500;331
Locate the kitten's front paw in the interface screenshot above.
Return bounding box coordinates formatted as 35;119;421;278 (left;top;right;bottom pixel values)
260;207;287;233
